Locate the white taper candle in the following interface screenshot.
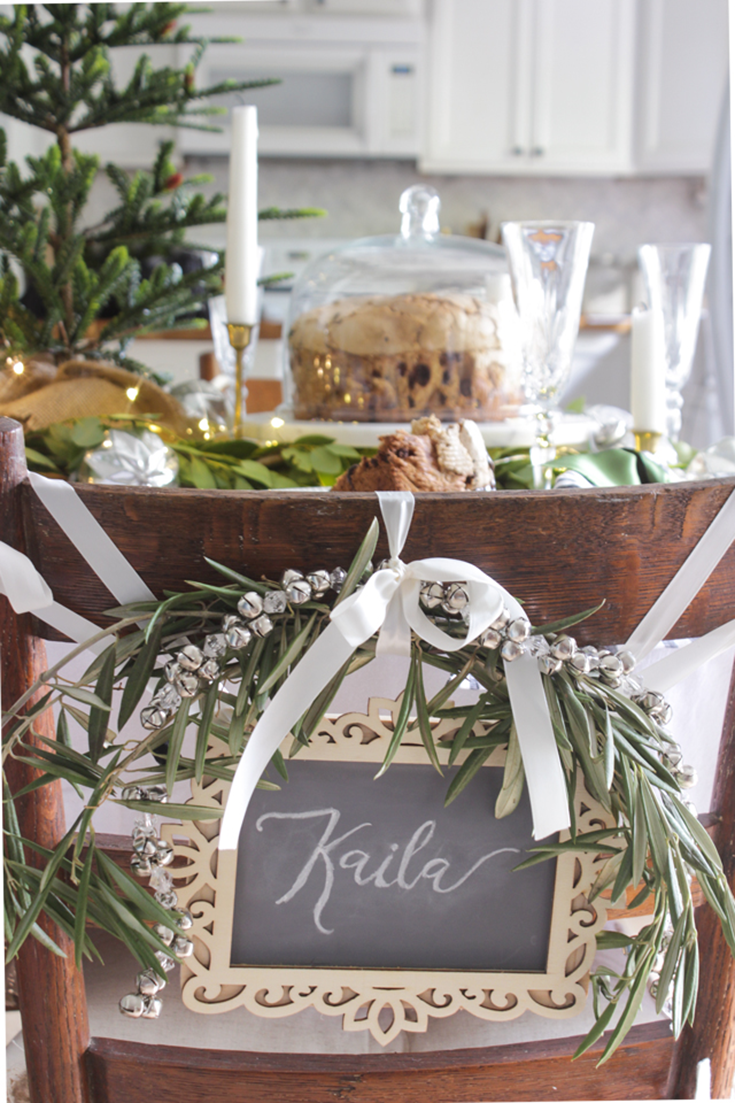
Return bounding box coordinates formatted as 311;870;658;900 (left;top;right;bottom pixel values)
225;105;259;326
630;305;667;433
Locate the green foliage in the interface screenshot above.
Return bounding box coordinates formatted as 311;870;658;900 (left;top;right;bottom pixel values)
0;4;322;369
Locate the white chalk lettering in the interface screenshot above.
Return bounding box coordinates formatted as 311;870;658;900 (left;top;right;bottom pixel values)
256;808;520;935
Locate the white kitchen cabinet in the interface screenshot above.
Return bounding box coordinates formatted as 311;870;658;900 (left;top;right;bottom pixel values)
635;0;728;174
421;0;636;175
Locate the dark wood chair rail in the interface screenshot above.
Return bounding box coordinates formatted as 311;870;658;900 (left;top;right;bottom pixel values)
2;414;735;1102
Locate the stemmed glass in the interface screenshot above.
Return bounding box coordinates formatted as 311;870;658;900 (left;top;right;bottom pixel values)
637;244;711;442
501;221;595;488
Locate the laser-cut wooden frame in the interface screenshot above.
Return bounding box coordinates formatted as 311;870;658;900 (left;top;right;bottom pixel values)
162;694;615;1046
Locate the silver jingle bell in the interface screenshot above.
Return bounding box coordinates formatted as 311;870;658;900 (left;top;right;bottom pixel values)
154;889;179;910
306;570;330;598
171;907;194;932
479;627;502;650
251;614;274;638
538;653;563;677
285;578;312;605
165;660;182;684
132;836;158;858
176;645;204;672
674;763;698;789
225;623;252;650
198;659;220;682
422;582;446;610
238;591;264;619
443;583;470;613
222;613;240;631
119;992;146;1018
617;649;637;673
154;950;178;971
550;636;577;661
137;970;165;996
501;639;524;662
491;606;511;631
263;589;288;615
173;936;195;959
155;684;182;712
147;785;168;804
174;670;200;698
121;785;142;802
140;996;163;1019
599;654;624;678
154;839;174;867
281;568;304;587
569;651;594;674
130;854;152;877
140;705;169;731
329;567;347;592
506;617;530;644
154;923;175;946
203;633;227;659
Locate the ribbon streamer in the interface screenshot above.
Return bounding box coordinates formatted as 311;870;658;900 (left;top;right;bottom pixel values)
219;491;570;851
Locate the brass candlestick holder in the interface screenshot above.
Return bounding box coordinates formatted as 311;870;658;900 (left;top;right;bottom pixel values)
227;322;254;434
633;430;662;454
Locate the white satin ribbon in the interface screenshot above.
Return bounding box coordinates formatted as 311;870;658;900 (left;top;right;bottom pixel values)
219;491;570;851
0;540;106;654
626;487;735;691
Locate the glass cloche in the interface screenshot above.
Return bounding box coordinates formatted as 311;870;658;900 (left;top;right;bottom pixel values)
285;186;522;423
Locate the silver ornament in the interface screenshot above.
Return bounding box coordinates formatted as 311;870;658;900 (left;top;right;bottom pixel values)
132;836;158;858
176;645;204;672
140;704;169;730
137;970;165;997
422;582;446;609
306;570;330;597
199;659;220;682
172;936;194;959
119;992;146;1018
251;614;274;637
225;623;252;650
674;763;698;789
155;684;182;712
165;661;182;683
154;839;174;867
174;670;199;698
155;889;179;910
171;907;194;932
550;636;577;661
491;606;511;631
154;924;175;946
501;639;524;662
281;568;305;588
285;578;312;605
222;613;240;631
329;567;347;592
479;627;502;649
130;854;152;877
203;633;227;659
155;951;178;971
237;592;264;619
140;996;163;1019
617;649;636;673
83;429;178;488
263;589;288;615
146;785;168;803
599;654;623;678
442;583;470;613
121;785;142;802
538;654;563;677
506;618;530;643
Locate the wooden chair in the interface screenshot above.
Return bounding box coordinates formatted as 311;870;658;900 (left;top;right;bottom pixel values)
2;413;735;1103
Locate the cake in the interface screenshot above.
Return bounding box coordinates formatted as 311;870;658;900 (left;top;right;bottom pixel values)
288;291;522;423
333;416;495;493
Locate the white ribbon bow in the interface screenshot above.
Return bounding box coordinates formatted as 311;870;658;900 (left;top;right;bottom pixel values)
219;491;571;850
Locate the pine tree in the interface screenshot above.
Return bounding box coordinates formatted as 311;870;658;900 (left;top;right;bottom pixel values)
0;3;320;371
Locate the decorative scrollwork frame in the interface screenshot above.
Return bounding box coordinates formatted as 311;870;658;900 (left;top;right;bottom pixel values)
162;694;614;1046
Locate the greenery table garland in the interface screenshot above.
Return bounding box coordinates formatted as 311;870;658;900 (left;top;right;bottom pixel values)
3;513;735;1067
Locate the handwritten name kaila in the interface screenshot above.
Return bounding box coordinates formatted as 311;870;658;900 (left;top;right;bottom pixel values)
256;807;520;935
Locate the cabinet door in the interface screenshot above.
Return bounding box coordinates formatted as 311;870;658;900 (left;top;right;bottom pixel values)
636;0;728;174
530;0;635;174
420;0;534;173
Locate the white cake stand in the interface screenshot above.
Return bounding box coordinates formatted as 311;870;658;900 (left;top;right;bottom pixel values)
239;408;597;450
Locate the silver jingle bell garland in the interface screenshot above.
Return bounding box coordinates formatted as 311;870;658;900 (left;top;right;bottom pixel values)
128;566;699;1022
119;784;194;1020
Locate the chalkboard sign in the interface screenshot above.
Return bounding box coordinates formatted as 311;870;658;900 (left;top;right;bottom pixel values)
165;695;614;1046
232;759;555;972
